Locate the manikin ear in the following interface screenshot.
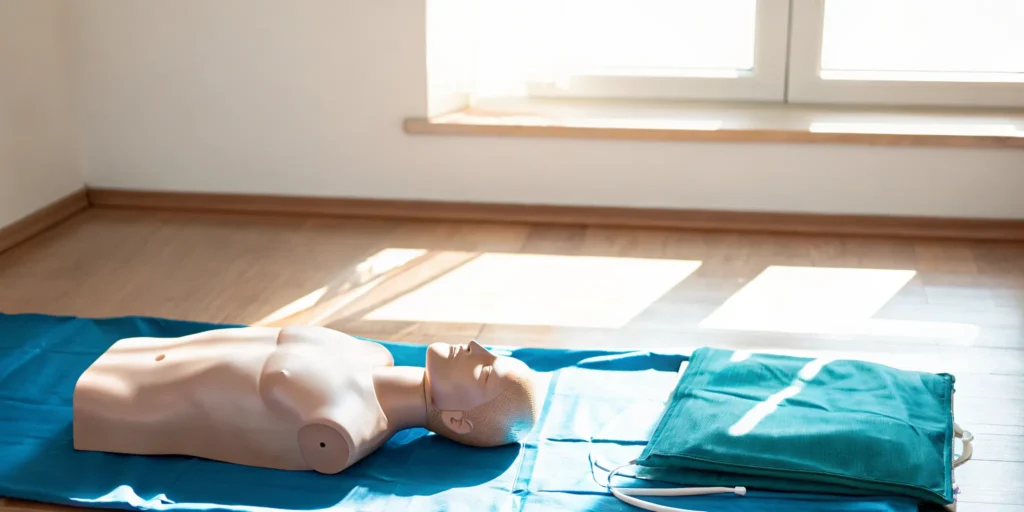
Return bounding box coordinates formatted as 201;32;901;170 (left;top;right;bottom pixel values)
441;410;474;435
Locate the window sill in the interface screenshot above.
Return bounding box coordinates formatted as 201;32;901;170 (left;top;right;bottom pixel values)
404;99;1024;149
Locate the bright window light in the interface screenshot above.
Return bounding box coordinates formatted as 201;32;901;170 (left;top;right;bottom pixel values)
433;0;1024;107
473;0;758;83
821;0;1024;80
364;253;702;329
429;0;789;104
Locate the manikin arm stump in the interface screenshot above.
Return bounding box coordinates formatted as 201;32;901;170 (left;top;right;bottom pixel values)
259;326;356;474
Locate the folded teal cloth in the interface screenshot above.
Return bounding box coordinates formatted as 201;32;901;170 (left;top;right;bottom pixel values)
637;347;955;505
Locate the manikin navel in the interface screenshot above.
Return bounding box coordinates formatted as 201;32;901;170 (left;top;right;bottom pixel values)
72;326;540;473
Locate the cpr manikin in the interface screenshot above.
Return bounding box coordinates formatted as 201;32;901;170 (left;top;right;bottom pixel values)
72;326;540;474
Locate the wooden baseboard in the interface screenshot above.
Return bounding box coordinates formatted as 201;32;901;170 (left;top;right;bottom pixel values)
86;188;1024;241
0;188;89;255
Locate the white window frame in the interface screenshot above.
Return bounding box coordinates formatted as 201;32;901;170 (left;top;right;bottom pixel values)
787;0;1024;108
522;0;791;103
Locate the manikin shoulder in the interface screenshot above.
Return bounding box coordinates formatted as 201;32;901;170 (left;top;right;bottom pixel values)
258;326;391;473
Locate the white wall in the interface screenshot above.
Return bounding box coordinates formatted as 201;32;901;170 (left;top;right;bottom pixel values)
67;1;1024;219
0;0;83;229
425;0;474;117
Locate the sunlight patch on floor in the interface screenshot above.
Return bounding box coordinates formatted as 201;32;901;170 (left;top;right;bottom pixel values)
253;248;428;326
255;286;329;326
701;266;917;334
698;266;977;343
356;248;428;278
364;253;702;328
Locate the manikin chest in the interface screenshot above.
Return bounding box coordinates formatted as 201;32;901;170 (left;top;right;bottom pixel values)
73;327;393;472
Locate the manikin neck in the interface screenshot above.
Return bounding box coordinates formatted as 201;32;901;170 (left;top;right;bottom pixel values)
372;366;428;432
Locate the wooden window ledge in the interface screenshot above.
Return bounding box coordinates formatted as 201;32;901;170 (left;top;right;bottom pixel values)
405;99;1024;149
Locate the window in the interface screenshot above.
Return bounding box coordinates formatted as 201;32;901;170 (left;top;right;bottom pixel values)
446;0;1024;109
469;0;789;102
788;0;1024;107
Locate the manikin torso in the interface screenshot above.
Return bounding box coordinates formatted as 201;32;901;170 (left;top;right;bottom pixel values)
72;326;403;473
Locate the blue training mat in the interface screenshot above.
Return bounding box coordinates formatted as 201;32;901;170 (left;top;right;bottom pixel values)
0;313;919;512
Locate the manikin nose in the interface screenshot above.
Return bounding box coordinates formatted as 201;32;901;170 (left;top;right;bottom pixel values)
468;340;496;361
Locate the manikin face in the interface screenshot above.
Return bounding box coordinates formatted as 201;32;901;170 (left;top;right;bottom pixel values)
425;340;528;412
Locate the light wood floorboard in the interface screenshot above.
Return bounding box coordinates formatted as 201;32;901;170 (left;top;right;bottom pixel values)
0;207;1022;510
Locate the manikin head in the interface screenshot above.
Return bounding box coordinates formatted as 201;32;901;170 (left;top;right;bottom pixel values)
424;340;540;447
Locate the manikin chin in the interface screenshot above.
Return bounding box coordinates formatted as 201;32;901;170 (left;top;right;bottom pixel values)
71;326;541;474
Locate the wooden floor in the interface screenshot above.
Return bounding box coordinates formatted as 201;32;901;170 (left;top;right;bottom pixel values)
1;207;1023;511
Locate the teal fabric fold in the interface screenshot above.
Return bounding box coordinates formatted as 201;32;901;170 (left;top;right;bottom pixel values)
637;347;955;505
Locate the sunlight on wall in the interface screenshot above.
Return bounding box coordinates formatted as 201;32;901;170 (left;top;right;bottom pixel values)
364;253;702;328
699;265;981;344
